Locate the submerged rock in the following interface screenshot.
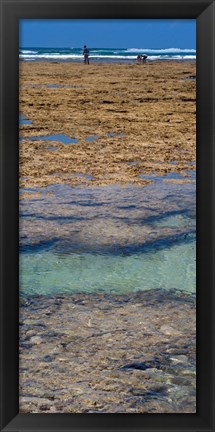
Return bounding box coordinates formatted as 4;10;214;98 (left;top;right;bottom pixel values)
29;336;43;345
19;290;196;413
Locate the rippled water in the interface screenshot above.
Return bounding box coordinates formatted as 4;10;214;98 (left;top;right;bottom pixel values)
19;176;196;296
20;235;195;295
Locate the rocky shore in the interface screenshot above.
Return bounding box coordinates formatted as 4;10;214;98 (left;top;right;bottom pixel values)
19;289;196;413
19;60;196;413
19;61;196;189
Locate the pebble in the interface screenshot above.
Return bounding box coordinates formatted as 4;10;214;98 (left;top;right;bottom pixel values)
160;325;182;336
29;336;43;345
170;355;188;364
19;290;196;413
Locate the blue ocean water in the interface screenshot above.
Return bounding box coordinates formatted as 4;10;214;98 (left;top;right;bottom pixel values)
19;47;196;63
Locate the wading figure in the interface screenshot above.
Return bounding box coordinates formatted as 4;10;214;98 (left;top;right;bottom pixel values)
83;45;89;64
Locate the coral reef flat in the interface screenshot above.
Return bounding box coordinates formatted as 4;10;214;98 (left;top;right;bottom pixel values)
19;60;196;413
19;61;196;188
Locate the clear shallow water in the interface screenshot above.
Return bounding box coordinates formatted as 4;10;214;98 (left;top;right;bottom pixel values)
139;170;196;182
20;178;196;297
20;230;195;296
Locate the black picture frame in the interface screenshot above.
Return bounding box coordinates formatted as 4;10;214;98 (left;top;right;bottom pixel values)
0;0;214;431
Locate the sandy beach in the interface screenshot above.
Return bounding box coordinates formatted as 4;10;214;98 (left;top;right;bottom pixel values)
19;60;196;413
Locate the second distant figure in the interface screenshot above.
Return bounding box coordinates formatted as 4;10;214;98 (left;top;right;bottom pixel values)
83;45;90;64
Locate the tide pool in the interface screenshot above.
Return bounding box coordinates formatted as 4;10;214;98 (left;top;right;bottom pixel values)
19;134;78;144
19;178;196;297
20;232;195;296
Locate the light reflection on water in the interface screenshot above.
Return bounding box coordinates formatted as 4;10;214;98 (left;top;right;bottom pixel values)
19;177;196;296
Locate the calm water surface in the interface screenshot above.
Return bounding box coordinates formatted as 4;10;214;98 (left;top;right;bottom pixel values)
19;176;196;296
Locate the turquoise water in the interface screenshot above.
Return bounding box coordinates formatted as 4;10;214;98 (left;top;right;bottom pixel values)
20;178;196;296
20;230;195;296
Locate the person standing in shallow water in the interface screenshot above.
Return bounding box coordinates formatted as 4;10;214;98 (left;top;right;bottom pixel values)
83;45;89;64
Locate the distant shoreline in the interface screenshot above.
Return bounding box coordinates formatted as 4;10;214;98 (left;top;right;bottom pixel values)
19;47;196;63
20;58;196;64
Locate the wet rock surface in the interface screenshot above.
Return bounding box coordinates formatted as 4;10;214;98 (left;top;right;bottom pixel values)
20;181;195;253
19;60;196;413
19;289;196;413
19;61;196;188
